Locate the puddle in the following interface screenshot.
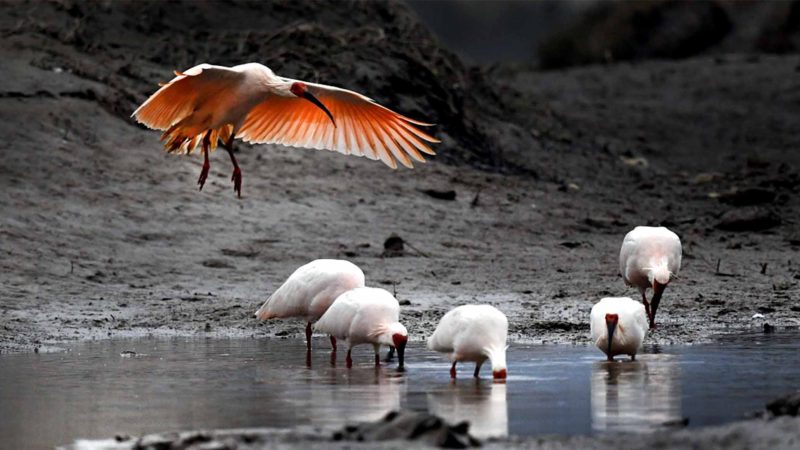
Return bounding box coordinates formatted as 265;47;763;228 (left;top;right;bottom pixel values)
1;332;798;449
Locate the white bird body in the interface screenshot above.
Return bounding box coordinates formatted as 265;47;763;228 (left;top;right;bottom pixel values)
427;304;508;379
590;297;649;361
619;226;682;327
254;259;365;351
132;63;439;196
314;287;408;368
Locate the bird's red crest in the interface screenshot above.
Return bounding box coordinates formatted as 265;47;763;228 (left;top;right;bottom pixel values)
605;313;619;324
290;82;307;97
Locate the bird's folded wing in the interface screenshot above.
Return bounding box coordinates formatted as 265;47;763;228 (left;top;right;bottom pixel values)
132;64;243;131
238;82;439;169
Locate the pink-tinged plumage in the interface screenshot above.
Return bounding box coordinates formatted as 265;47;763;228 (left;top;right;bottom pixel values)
314;287;408;369
254;259;365;352
132;63;439;196
590;297;649;361
427;304;508;380
619;226;682;328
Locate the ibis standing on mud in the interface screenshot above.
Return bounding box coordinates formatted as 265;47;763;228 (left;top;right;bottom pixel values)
132;63;439;197
254;259;365;353
314;287;408;369
619;226;682;328
427;304;508;380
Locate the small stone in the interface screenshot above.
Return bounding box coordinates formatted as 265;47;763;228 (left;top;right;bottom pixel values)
383;235;405;257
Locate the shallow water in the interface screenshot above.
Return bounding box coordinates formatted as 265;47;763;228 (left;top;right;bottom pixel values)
1;332;798;449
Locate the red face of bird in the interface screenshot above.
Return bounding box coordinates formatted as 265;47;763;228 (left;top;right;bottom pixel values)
492;368;507;380
290;82;336;127
605;313;619;357
392;333;407;370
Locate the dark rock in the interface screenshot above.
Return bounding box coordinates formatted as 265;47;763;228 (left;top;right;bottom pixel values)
134;433;173;450
584;217;626;229
420;189;457;201
220;248;259;258
201;259;235;269
717;207;781;231
766;391;800;417
383;235;405;257
717;188;777;206
333;410;480;448
763;323;776;333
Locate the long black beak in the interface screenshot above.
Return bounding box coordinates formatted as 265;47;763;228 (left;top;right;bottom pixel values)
651;282;666;328
396;341;406;370
302;91;336;127
606;321;616;360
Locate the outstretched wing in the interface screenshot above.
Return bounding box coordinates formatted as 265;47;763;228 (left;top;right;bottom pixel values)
237;81;439;169
132;64;242;131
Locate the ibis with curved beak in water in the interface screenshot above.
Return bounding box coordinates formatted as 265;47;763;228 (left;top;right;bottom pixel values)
132;63;439;197
619;226;682;328
590;297;649;361
254;259;365;354
427;304;508;380
314;287;408;370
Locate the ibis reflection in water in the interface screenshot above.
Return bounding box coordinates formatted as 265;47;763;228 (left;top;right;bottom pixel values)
590;354;682;432
427;381;508;439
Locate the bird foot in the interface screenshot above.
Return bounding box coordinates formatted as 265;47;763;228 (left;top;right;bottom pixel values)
231;167;242;197
198;160;210;190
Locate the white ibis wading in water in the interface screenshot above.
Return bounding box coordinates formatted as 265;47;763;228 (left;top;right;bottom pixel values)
254;259;364;353
590;297;649;361
427;304;508;380
132;63;439;197
314;287;407;369
619;226;682;328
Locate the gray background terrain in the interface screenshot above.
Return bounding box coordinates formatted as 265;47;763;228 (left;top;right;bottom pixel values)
1;0;798;353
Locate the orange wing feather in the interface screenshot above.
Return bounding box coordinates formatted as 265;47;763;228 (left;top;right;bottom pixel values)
238;83;439;169
132;64;241;154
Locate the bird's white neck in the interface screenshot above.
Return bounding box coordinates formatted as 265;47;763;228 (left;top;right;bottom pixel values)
370;321;407;346
484;345;507;372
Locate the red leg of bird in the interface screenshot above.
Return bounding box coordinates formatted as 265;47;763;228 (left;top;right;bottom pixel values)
197;131;211;190
346;349;353;368
374;352;381;367
330;336;337;352
223;135;242;197
305;322;312;352
450;362;457;379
